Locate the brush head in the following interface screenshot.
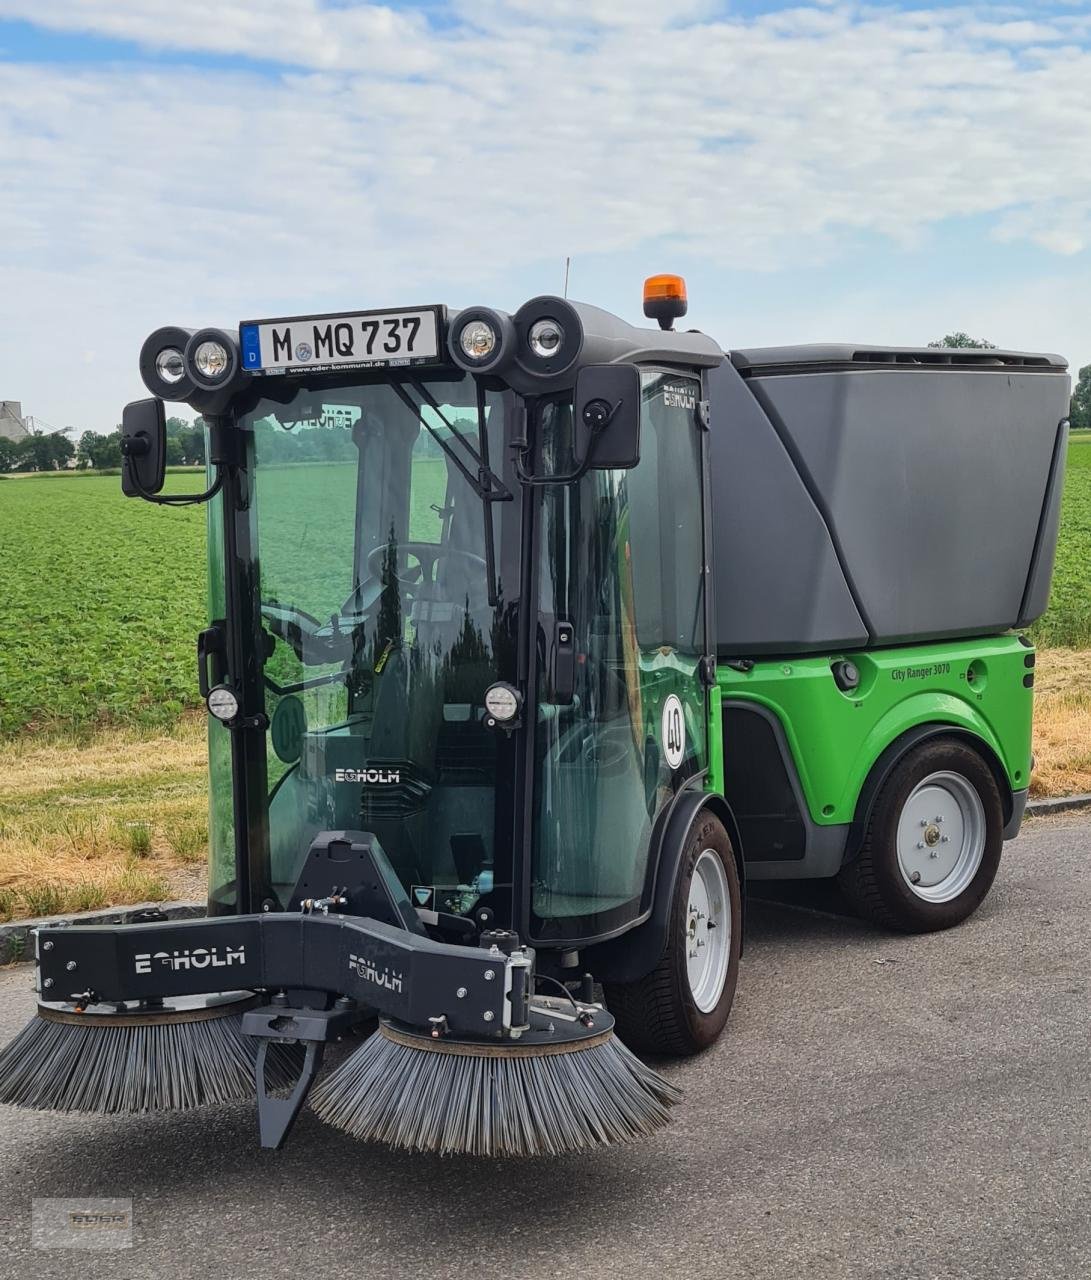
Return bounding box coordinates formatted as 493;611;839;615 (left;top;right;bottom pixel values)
0;993;301;1114
310;1007;682;1157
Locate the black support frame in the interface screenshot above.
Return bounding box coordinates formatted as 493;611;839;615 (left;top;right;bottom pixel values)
35;913;527;1037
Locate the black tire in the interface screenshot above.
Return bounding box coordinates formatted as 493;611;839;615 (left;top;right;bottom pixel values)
839;737;1004;933
604;812;742;1056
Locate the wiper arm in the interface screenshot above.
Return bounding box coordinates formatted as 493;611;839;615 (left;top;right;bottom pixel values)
389;379;512;609
398;379;512;504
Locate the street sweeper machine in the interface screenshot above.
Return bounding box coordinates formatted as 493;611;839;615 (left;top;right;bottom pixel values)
0;277;1070;1156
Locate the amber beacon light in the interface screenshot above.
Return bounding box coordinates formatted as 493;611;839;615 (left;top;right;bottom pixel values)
642;274;688;331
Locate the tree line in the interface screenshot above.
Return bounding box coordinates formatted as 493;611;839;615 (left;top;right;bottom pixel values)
0;416;205;474
2;346;1089;477
929;333;1089;429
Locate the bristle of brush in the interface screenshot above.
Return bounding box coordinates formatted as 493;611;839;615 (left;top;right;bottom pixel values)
0;1013;301;1114
311;1030;682;1157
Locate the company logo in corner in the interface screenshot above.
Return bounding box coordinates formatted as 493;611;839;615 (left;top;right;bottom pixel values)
134;945;246;975
348;953;404;993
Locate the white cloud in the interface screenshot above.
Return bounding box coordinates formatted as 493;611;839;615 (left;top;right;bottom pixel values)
0;0;436;71
1;1;1090;427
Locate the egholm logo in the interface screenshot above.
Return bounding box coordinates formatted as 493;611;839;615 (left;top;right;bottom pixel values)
134;945;246;975
334;767;401;784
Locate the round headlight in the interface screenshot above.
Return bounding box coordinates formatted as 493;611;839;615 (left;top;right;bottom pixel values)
139;326;196;400
154;347;186;385
194;340;230;382
513;297;582;379
528;318;564;359
484;682;521;724
206;685;240;723
459;320;498;362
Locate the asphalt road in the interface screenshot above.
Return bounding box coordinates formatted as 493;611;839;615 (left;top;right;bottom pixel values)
1;814;1089;1280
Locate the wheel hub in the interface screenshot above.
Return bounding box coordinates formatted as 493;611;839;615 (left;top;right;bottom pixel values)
895;771;986;903
685;850;731;1013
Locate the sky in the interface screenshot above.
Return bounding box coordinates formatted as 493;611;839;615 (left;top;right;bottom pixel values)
1;0;1090;433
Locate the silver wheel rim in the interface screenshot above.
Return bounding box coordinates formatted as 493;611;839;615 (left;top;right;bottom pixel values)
686;850;732;1012
895;771;986;904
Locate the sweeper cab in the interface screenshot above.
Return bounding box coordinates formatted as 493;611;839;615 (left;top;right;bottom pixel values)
0;277;1070;1156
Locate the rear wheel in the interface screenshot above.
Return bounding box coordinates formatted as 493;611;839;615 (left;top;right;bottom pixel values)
839;737;1004;933
604;812;742;1056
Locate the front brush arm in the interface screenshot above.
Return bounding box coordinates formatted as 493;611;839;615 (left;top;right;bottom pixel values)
34;913;530;1036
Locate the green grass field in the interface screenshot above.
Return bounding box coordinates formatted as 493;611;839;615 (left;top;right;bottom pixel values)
1;441;1088;739
0;458;447;738
1029;434;1091;648
0;471;207;737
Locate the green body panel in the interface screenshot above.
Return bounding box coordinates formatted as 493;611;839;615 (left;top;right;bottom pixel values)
709;636;1034;826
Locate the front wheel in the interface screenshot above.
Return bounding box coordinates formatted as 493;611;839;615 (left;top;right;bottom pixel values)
839;737;1004;933
604;812;742;1056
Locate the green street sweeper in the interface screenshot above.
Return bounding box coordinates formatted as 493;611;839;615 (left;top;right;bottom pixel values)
0;275;1070;1156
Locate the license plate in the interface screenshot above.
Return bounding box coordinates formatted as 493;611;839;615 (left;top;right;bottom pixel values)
239;307;441;374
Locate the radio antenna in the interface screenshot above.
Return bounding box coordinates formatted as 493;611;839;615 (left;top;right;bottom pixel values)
563;256;571;299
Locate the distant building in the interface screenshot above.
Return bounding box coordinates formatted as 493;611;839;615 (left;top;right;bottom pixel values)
0;401;28;443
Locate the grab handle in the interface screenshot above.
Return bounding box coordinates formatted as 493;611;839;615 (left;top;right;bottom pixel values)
197;623;226;698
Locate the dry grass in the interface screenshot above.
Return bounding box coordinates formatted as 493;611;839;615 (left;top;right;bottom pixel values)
0;654;1086;923
1029;649;1091;799
0;716;208;922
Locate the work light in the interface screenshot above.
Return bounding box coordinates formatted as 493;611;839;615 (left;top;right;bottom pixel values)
206;685;240;723
154;348;186;385
185;328;240;391
484;682;521;724
459;320;497;362
139;326;196;400
447;307;515;374
528;318;564;359
195;340;230;381
513;297;582;379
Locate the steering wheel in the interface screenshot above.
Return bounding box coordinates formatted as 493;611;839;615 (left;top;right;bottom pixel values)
554;717;635;773
261;601;361;665
364;543;489;599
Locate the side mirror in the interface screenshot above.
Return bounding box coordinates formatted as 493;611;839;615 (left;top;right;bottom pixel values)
574;363;641;470
120;397;166;497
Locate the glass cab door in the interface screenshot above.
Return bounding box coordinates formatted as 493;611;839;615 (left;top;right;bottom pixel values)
530;370;708;943
215;373;521;920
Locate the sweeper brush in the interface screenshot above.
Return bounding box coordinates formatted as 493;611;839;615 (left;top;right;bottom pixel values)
0;994;301;1114
311;1008;682;1157
8;894;682;1154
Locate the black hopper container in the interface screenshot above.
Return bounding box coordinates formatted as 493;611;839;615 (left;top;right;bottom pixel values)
707;345;1071;656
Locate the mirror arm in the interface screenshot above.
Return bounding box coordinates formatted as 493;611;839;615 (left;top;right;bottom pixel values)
123;416;235;507
123;453;224;507
513;449;595;487
513;402;616;487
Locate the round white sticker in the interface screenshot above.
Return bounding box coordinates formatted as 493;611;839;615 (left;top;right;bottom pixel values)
661;694;686;770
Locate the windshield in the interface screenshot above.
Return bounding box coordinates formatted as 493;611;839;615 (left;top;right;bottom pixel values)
215;372;520;913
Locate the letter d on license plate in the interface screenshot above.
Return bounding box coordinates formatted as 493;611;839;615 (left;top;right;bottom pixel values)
239;308;441;373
